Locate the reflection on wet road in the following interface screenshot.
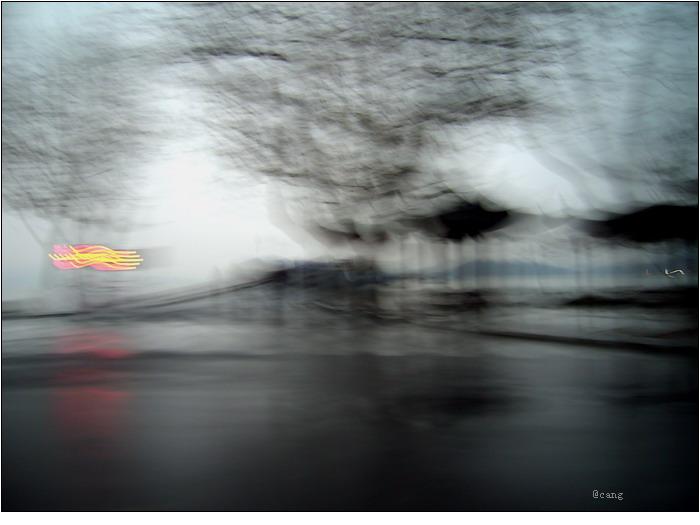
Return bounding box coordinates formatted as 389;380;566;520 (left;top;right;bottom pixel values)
2;318;697;510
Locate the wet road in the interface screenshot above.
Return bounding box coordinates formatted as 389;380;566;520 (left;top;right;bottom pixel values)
2;316;697;510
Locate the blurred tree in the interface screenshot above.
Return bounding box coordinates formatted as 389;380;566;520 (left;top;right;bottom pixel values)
152;2;697;295
6;3;693;303
2;4;162;308
158;3;697;224
161;2;570;225
2;4;158;242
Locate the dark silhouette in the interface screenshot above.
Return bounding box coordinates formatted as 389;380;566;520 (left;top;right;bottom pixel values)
583;204;698;289
416;201;512;242
404;198;513;289
586;204;698;243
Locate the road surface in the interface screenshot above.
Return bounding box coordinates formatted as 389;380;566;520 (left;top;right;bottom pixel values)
2;314;697;510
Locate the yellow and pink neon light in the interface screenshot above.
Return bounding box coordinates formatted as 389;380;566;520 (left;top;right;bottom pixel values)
49;244;143;271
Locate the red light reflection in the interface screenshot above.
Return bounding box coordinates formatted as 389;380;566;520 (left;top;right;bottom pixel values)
55;329;132;359
52;329;132;454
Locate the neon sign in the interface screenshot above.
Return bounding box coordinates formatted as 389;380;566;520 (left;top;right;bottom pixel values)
49;244;143;271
